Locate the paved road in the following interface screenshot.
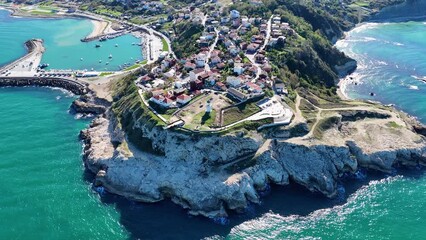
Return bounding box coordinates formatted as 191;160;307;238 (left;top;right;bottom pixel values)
246;15;273;82
205;28;220;72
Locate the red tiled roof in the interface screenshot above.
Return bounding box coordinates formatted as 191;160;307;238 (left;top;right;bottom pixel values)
177;94;191;100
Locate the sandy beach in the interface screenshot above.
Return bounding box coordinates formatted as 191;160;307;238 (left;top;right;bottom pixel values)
87;20;109;38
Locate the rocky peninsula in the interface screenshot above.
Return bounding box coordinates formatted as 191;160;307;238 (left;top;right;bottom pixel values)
72;0;426;219
78;73;426;218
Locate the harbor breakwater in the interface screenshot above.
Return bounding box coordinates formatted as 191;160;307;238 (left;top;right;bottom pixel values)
0;77;88;95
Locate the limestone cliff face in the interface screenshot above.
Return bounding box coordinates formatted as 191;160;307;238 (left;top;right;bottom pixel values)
81;116;264;218
81;107;426;218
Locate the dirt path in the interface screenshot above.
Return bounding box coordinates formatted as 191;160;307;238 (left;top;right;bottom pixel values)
289;93;306;126
294;94;407;139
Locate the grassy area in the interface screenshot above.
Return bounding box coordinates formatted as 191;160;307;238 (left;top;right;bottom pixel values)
299;98;319;130
192;110;217;127
148;101;176;121
222;102;261;126
124;61;147;71
99;72;114;77
313;116;341;139
161;37;169;52
28;10;55;15
124;64;141;71
386;121;402;128
94;8;122;18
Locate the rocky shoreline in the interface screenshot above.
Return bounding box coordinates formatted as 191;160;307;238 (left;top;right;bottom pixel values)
79;102;426;218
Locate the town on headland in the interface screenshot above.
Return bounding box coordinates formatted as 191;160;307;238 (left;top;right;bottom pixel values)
2;0;426;220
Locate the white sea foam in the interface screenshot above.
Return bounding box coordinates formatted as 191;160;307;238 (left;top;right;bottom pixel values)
228;176;403;239
409;85;419;90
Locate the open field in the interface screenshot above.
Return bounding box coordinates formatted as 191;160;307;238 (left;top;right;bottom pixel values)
177;92;233;130
222;101;261;126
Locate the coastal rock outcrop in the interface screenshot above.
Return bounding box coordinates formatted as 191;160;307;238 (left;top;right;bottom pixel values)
81;106;426;218
70;92;109;115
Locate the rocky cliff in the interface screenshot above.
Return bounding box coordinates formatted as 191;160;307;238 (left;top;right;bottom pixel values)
80;103;426;218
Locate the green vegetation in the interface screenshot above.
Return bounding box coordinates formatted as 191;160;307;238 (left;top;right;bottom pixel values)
112;73;165;128
171;22;203;59
94;7;122;18
148;101;176;121
232;0;402;99
299;98;318;130
193;110;217;127
28;10;54;15
124;64;141;71
99;72;113;76
386;121;402;128
124;61;147;71
223;101;261;126
161;37;169;52
313;116;341;139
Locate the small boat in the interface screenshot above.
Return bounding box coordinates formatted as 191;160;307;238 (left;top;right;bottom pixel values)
106;62;109;65
99;60;102;63
91;68;94;71
80;58;83;61
95;44;101;48
109;54;112;59
115;44;118;47
413;75;426;83
39;63;49;69
132;42;135;45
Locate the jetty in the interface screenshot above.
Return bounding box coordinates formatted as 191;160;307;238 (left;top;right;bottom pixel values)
80;29;129;42
0;76;88;95
0;39;44;77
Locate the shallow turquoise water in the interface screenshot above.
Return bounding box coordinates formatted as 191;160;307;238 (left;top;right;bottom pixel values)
0;87;128;239
0;9;143;71
336;21;426;123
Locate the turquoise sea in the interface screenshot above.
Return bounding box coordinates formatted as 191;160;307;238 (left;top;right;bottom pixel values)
2;5;426;240
0;9;143;71
0;87;128;239
336;21;426;123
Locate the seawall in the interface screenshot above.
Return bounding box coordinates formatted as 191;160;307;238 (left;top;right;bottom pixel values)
0;77;88;95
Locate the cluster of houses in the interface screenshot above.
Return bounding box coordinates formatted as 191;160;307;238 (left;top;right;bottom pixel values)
140;9;291;110
268;16;294;47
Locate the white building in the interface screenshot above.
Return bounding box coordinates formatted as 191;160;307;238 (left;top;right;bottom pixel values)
226;76;242;87
233;63;245;75
230;10;240;19
196;53;207;67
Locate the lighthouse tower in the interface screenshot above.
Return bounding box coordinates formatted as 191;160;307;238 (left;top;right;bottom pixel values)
206;100;212;113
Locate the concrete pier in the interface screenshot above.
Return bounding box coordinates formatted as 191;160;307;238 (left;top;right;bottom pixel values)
0;39;44;77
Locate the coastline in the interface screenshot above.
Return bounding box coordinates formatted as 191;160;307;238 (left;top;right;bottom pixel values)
3;0;426;222
0;5;111;39
87;19;109;39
